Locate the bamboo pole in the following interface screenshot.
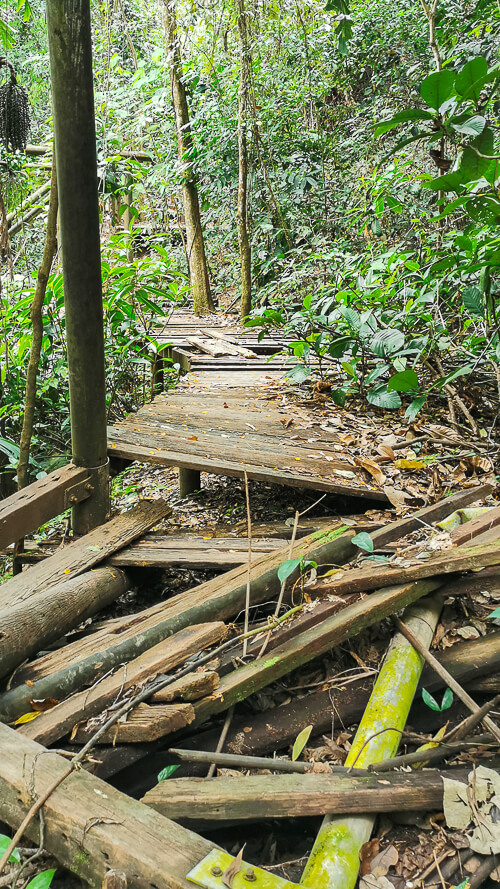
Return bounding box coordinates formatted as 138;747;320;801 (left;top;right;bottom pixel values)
46;0;109;533
300;593;443;889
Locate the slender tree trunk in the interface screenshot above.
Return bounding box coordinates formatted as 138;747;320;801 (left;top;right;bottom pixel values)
236;0;252;319
17;152;58;491
163;1;214;315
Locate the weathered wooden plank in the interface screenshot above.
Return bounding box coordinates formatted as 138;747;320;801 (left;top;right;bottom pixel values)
17;622;226;746
142;769;470;822
108;534;283;568
451;505;500;546
0;500;169;609
74;702;196;744
0;722;214;889
310;538;500;597
0;463;90;549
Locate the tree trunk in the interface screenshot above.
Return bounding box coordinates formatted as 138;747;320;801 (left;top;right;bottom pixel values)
164;1;214;315
236;0;252;318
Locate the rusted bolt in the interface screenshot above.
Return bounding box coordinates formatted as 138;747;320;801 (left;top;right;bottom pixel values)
244;869;257;882
211;866;223;877
69;495;78;504
85;483;94;492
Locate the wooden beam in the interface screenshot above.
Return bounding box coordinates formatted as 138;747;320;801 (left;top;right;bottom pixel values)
0;463;90;549
142;768;470;823
451;504;500;546
0;500;169;609
0;722;215;889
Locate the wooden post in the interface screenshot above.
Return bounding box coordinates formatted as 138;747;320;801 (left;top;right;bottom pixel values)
46;0;109;534
179;467;201;497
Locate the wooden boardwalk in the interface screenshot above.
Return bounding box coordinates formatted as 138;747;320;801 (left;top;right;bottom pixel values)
108;315;387;502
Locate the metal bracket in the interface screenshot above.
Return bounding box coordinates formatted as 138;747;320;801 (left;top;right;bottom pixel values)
187;850;299;889
64;476;92;509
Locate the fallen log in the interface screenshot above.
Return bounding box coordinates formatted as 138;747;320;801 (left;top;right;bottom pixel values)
142;767;471;823
17;622;226;746
0;499;169;609
0;567;131;680
0;722;215;889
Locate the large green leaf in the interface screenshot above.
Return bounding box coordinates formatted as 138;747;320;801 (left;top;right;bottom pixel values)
423;171;464;193
462;285;484;317
370;328;405;356
351;532;374;552
0;16;16;49
367;384;402;409
277;557;302;584
450;114;486;136
466;195;500;226
387;369;418;392
420;70;455;111
374;109;434;138
405;395;426;422
26;871;57;889
0;835;21;863
460;126;494;180
455;57;488;100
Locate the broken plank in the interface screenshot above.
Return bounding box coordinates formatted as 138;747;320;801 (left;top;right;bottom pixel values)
17;622;226;746
142;768;470;823
74;702;195;744
0;567;131;680
150;671;219;703
311;538;500;597
202;329;257;358
186;335;230;357
0;722;215;889
189;578;442;729
0;500;169;610
451;504;500;547
0;463;90;549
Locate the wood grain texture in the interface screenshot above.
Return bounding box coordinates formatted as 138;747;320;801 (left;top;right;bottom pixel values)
0;722;214;889
142;769;471;821
73;702;195;744
17;621;226;746
0;500;169;609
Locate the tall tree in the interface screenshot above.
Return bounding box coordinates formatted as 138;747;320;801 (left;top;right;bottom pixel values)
236;0;252;318
163;0;214;315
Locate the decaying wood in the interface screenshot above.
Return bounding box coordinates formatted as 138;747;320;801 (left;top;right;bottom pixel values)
451;504;500;546
0;500;169;609
0;566;130;679
73;702;195;744
150;671;219;703
142;768;472;823
0;464;90;549
102;871;127;889
0;722;214;889
311;538;500;597
203;329;257;358
17;622;226;746
108;534;283;568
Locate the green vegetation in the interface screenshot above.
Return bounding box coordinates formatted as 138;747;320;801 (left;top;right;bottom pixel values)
0;0;499;485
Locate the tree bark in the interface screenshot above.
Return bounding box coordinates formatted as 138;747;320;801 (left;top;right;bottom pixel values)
164;1;214;315
236;0;252;318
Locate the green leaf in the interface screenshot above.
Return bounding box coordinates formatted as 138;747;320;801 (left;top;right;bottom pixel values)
420;70;455;111
0;17;16;49
455;56;488;101
277;557;302;584
422;688;441;711
371;218;382;235
374;109;434;138
158;764;180;781
286;364;310;384
466;195;500;226
488;606;500;619
450;114;485;136
423;171;464;193
341;360;357;379
460;126;494;180
451;881;469;889
25;871;57;889
405;395;426;422
388;369;418;392
330;387;347;407
371;329;405;356
292;724;313;761
0;835;21;863
462;285;484;318
441;688;454;711
351;531;374;552
367;384;401;409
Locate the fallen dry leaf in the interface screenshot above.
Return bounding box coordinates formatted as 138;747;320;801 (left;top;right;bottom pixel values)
360;839;380;876
222;847;245;888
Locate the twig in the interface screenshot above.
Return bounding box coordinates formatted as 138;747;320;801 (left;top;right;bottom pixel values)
257;509;300;658
445;694;500;743
169;748;369;775
368;734;495;772
242;471;252;658
207;705;235;778
395;618;500;743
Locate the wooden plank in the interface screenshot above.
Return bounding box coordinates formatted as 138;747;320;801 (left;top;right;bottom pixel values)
108;535;284;568
203;329;257;358
74;702;196;744
310;538;500;597
0;499;169;609
150;670;219;703
0;463;90;549
0;722;215;889
142;769;470;822
17;622;227;747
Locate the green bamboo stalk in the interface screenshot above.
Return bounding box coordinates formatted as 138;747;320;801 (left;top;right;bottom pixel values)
300;593;443;889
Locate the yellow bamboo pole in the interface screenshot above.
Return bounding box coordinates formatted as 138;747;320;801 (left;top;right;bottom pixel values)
300;593;443;889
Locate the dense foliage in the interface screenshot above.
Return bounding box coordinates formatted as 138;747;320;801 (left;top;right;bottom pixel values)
0;0;499;482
